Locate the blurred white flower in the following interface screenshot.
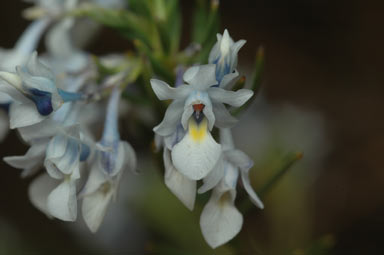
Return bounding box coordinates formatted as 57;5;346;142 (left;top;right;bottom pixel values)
0;52;84;128
81;86;136;232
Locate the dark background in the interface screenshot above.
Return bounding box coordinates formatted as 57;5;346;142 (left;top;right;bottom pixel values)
1;0;384;254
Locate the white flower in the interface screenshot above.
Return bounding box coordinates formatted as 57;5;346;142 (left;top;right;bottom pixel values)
0;52;84;128
199;128;263;248
81;86;136;232
151;64;253;180
209;29;246;86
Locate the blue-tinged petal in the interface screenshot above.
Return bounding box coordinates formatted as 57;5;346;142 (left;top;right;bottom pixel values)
28;88;53;116
16;66;56;93
58;89;84;102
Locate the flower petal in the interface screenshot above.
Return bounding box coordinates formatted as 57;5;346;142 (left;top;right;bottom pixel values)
240;169;264;209
198;155;225;194
171;118;221;180
153;99;184;136
200;187;243;248
212;102;238;128
4;140;47;178
208;87;253;107
28;173;59;218
163;149;196;210
225;149;264;209
82;184;113;233
17;118;60;142
183;64;218;89
9;101;46;128
47;179;78;221
150;79;191;100
219;70;239;89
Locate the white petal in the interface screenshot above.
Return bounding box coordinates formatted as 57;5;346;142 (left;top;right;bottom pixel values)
82;185;113;233
239;165;264;209
200;187;243;248
150;79;191;100
171;118;221;180
47;180;78;221
80;162;108;196
225;149;253;170
28;173;59;218
180;104;193;130
208;88;253;107
198;155;225;194
17;118;60;142
153;99;184;136
4;141;47;177
183;64;218;89
212;102;238;128
163;149;196;210
219;70;239;89
9;101;46;128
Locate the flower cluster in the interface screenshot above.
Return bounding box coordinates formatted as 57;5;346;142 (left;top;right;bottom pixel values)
1;0;270;250
152;30;263;248
0;0;135;233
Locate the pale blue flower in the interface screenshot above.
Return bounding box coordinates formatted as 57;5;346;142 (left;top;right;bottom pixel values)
81;86;136;232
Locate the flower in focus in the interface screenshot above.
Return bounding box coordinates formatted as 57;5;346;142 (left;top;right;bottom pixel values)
199;128;264;248
151;64;253;181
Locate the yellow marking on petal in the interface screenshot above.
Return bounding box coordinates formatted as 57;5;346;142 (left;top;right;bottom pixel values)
189;117;208;142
